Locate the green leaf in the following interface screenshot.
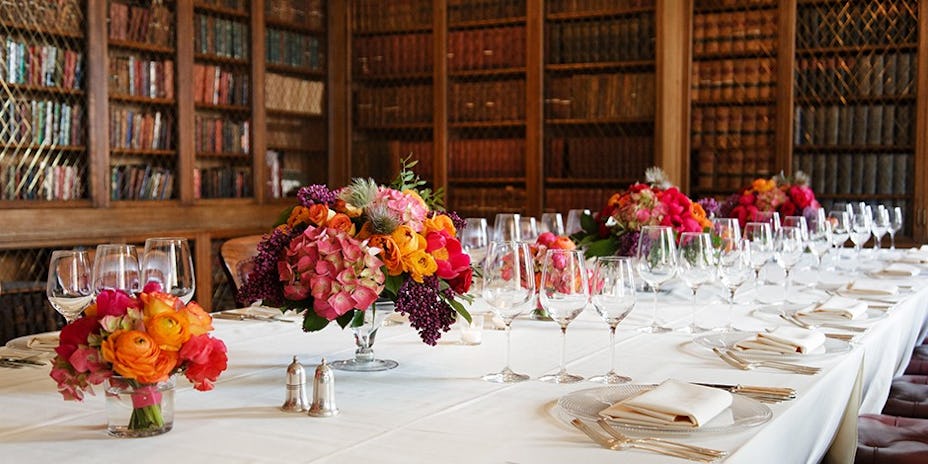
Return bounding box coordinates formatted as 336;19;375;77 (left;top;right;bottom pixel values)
302;310;330;332
335;310;356;329
447;297;471;324
383;274;403;298
584;237;620;258
579;212;598;234
274;205;296;227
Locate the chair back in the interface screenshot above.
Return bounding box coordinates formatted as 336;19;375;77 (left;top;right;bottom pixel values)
220;235;262;290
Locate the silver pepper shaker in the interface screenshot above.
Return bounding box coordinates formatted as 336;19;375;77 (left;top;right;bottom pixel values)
307;358;339;417
281;356;308;412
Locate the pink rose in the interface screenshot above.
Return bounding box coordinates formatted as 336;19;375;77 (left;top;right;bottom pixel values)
180;334;228;392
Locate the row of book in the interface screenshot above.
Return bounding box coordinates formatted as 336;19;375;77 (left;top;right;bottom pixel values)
109;108;172;151
265;73;324;115
448;0;524;23
450;186;527;217
109;1;172;47
110;164;174;201
109;56;174;99
450;80;524;122
449;27;525;71
266;28;323;71
0;0;82;36
795;53;915;99
266;115;315;150
794;104;914;147
692;149;776;191
194;165;253;199
543;188;611;217
266;0;325;29
2;100;84;147
3;40;83;89
449;139;524;178
266;150;323;199
193;64;247;106
546;0;653;14
353;33;432;76
352;0;432;33
794;152;912;197
692;105;774;145
194;116;249;154
693;9;777;57
195;14;248;60
691;58;775;102
355;84;432;126
546;136;653;180
1;162;83;201
197;0;247;13
796;3;917;50
547;73;655;120
546;14;654;65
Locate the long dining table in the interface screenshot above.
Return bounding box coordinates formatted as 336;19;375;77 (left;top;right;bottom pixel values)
1;252;926;463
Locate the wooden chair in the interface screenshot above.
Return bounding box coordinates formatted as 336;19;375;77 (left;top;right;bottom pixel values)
219;235;263;291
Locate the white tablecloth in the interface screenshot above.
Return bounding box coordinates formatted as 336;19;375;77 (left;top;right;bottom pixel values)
1;256;926;463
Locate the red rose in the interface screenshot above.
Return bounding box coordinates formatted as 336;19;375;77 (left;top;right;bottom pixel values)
779;200;798;218
448;267;473;295
738;193;756;206
94;289;138;318
55;316;101;360
788;185;814;209
180;334;228;391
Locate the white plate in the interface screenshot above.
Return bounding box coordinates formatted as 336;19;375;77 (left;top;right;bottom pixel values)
5;331;60;353
556;385;771;435
693;331;851;361
790;306;887;325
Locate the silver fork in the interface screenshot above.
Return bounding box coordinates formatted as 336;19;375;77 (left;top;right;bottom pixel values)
595;419;727;458
721;348;820;375
570;419;722;462
779;312;867;333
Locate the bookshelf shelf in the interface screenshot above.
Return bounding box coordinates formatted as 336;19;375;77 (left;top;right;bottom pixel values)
449;67;527;79
449;121;526;129
449;17;526;30
449;177;526;185
265;63;325;77
264;18;324;35
356;123;434;131
353;26;432;37
193;3;249;18
794;145;916;153
354;72;433;83
545;118;654;126
194;53;249;66
693;98;777;107
545;60;655;72
109;149;176;157
5;84;84;97
195;103;251;113
0;199;92;209
693;2;776;14
196;152;250;159
794;95;916;105
0;144;85;153
266;108;324;119
694;49;778;61
545;178;636;186
546;6;655;21
0;19;83;40
110;95;175;106
108;39;174;55
797;43;919;57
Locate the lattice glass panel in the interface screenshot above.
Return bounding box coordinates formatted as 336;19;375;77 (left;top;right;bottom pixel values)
0;0;87;202
793;0;917;235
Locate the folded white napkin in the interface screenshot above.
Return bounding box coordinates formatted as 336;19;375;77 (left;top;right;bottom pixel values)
845;279;899;296
734;326;827;354
877;263;921;277
895;250;928;264
798;295;868;320
27;333;60;351
599;379;732;428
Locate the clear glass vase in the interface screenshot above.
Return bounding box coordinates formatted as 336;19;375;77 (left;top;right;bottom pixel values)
330;299;398;372
104;375;175;438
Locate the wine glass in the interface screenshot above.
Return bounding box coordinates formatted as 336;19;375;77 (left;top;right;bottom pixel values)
677;232;714;334
92;244;141;294
710;218;742;251
716;239;752;331
538;248;589;384
871;206;890;252
888;206;903;251
635;225;677;334
565;209;590;236
743;222;773;299
540;212;565;235
753;210;781;232
460;218;489;268
142;237;195;304
827;210;851;268
493;213;521;242
481;241;535;383
807;214;833;270
774;226;804;305
519;216;539;242
588;256;636;384
849;206;872;262
46;250;94;324
783;216;809;242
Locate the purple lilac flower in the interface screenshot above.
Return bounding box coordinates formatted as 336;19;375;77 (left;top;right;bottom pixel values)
617;230;640;257
697;197;720;219
297;184;337;207
236;227;300;307
395;275;456;346
718;193;741;219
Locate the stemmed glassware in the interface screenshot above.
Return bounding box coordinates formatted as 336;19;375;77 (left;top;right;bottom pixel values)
588;257;636;384
849;206;872;261
774;226;804;305
710;218;742;251
538;248;589;384
565;209;590;236
92;244;141;294
481;241;536;383
635;225;677;334
827;210;851;268
716;239;752;332
783;216;809;241
461;218;489;268
493;213;522;242
677;232;715;334
743;222;773;299
807;213;833;270
142;238;195;304
540;212;565;235
519;216;539;242
46;250;94;324
888;207;903;251
871;206;890;251
753;211;781;232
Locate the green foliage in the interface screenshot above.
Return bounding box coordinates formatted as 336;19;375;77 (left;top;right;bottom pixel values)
582;237;620;259
302;309;330;332
382;274;403;300
274;205;296;227
335;310;356;329
390;155;445;211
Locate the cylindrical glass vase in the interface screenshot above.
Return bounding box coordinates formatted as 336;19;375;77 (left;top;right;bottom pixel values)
104;375;175;438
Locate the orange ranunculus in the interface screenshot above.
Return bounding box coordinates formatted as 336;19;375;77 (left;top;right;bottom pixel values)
607;192;622;208
287;206;312;229
368;234;404;275
335;199;363;218
752;178;775;193
146;311;191;351
306;204;332;227
423;214;456;236
552;235;577;250
180;301;213;336
391;225;420;255
327;213;355;235
356;221;375;240
690;202;713;229
102;330;178;383
141;291;180;319
403;249;437;283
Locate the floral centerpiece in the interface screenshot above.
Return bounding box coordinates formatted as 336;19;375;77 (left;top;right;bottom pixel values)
718;171;821;226
570;168;712;257
238;159;473;346
50;284;228;436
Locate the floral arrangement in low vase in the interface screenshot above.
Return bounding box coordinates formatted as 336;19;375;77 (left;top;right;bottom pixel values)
50;284;228;437
718;171;821;226
238;159;474;347
570;167;712;257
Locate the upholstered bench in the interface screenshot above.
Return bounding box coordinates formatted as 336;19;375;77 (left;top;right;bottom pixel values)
856;414;928;464
883;375;928;419
904;344;928;375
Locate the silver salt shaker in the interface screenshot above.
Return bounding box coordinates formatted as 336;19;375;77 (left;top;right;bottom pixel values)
281;356;308;412
307;358;339;417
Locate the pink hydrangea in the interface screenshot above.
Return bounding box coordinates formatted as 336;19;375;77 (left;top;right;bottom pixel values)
373;187;429;232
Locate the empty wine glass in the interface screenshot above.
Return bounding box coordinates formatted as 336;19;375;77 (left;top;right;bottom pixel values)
783;216;809;241
871;206;890;252
565;209;590;236
540;212;565;235
888;206;903;251
827;210;851;268
519;216;539;242
717;239;752;331
588;256;636;384
142;237;195;304
493;213;521;242
849;207;872;262
774;226;804;305
677;232;715;334
710;218;742;253
538;248;589;384
743;222;773;299
46;250;93;324
807;214;833;270
481;241;535;383
635;225;677;334
93;244;141;294
461;218;489;268
753;210;781;232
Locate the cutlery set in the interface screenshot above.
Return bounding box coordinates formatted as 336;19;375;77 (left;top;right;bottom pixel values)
712;347;820;375
213;311;294;323
0;356;45;369
570;418;727;462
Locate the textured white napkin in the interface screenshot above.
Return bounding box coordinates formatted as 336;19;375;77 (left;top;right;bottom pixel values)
26;333;60;351
798;295;868;320
599;379;732;428
877;263;921;277
734;326;826;354
845;279;899;296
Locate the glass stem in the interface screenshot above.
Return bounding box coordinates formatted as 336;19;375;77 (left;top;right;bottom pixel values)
784;268;791;305
890;233;896;250
559;326;568;374
691;287;699;327
652;287;659;327
504;322;513;371
729;287;737;330
608;326;617;373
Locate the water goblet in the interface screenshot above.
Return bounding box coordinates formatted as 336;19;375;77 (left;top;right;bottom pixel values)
710;218;742;252
461;218;489;267
142;237;195;304
743;222;773;300
493;213;522;242
46;250;94;324
540;212;565;235
716;239;752;331
888;206;903;251
871;206;890;252
827;210;851;268
849;207;872;262
807;214;833;270
774;226;804;305
481;241;535;383
588;256;636;384
753;211;781;232
519;216;539;242
677;232;715;334
93;244;141;294
783;216;809;242
538;248;589;384
635;225;677;333
565;209;591;236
